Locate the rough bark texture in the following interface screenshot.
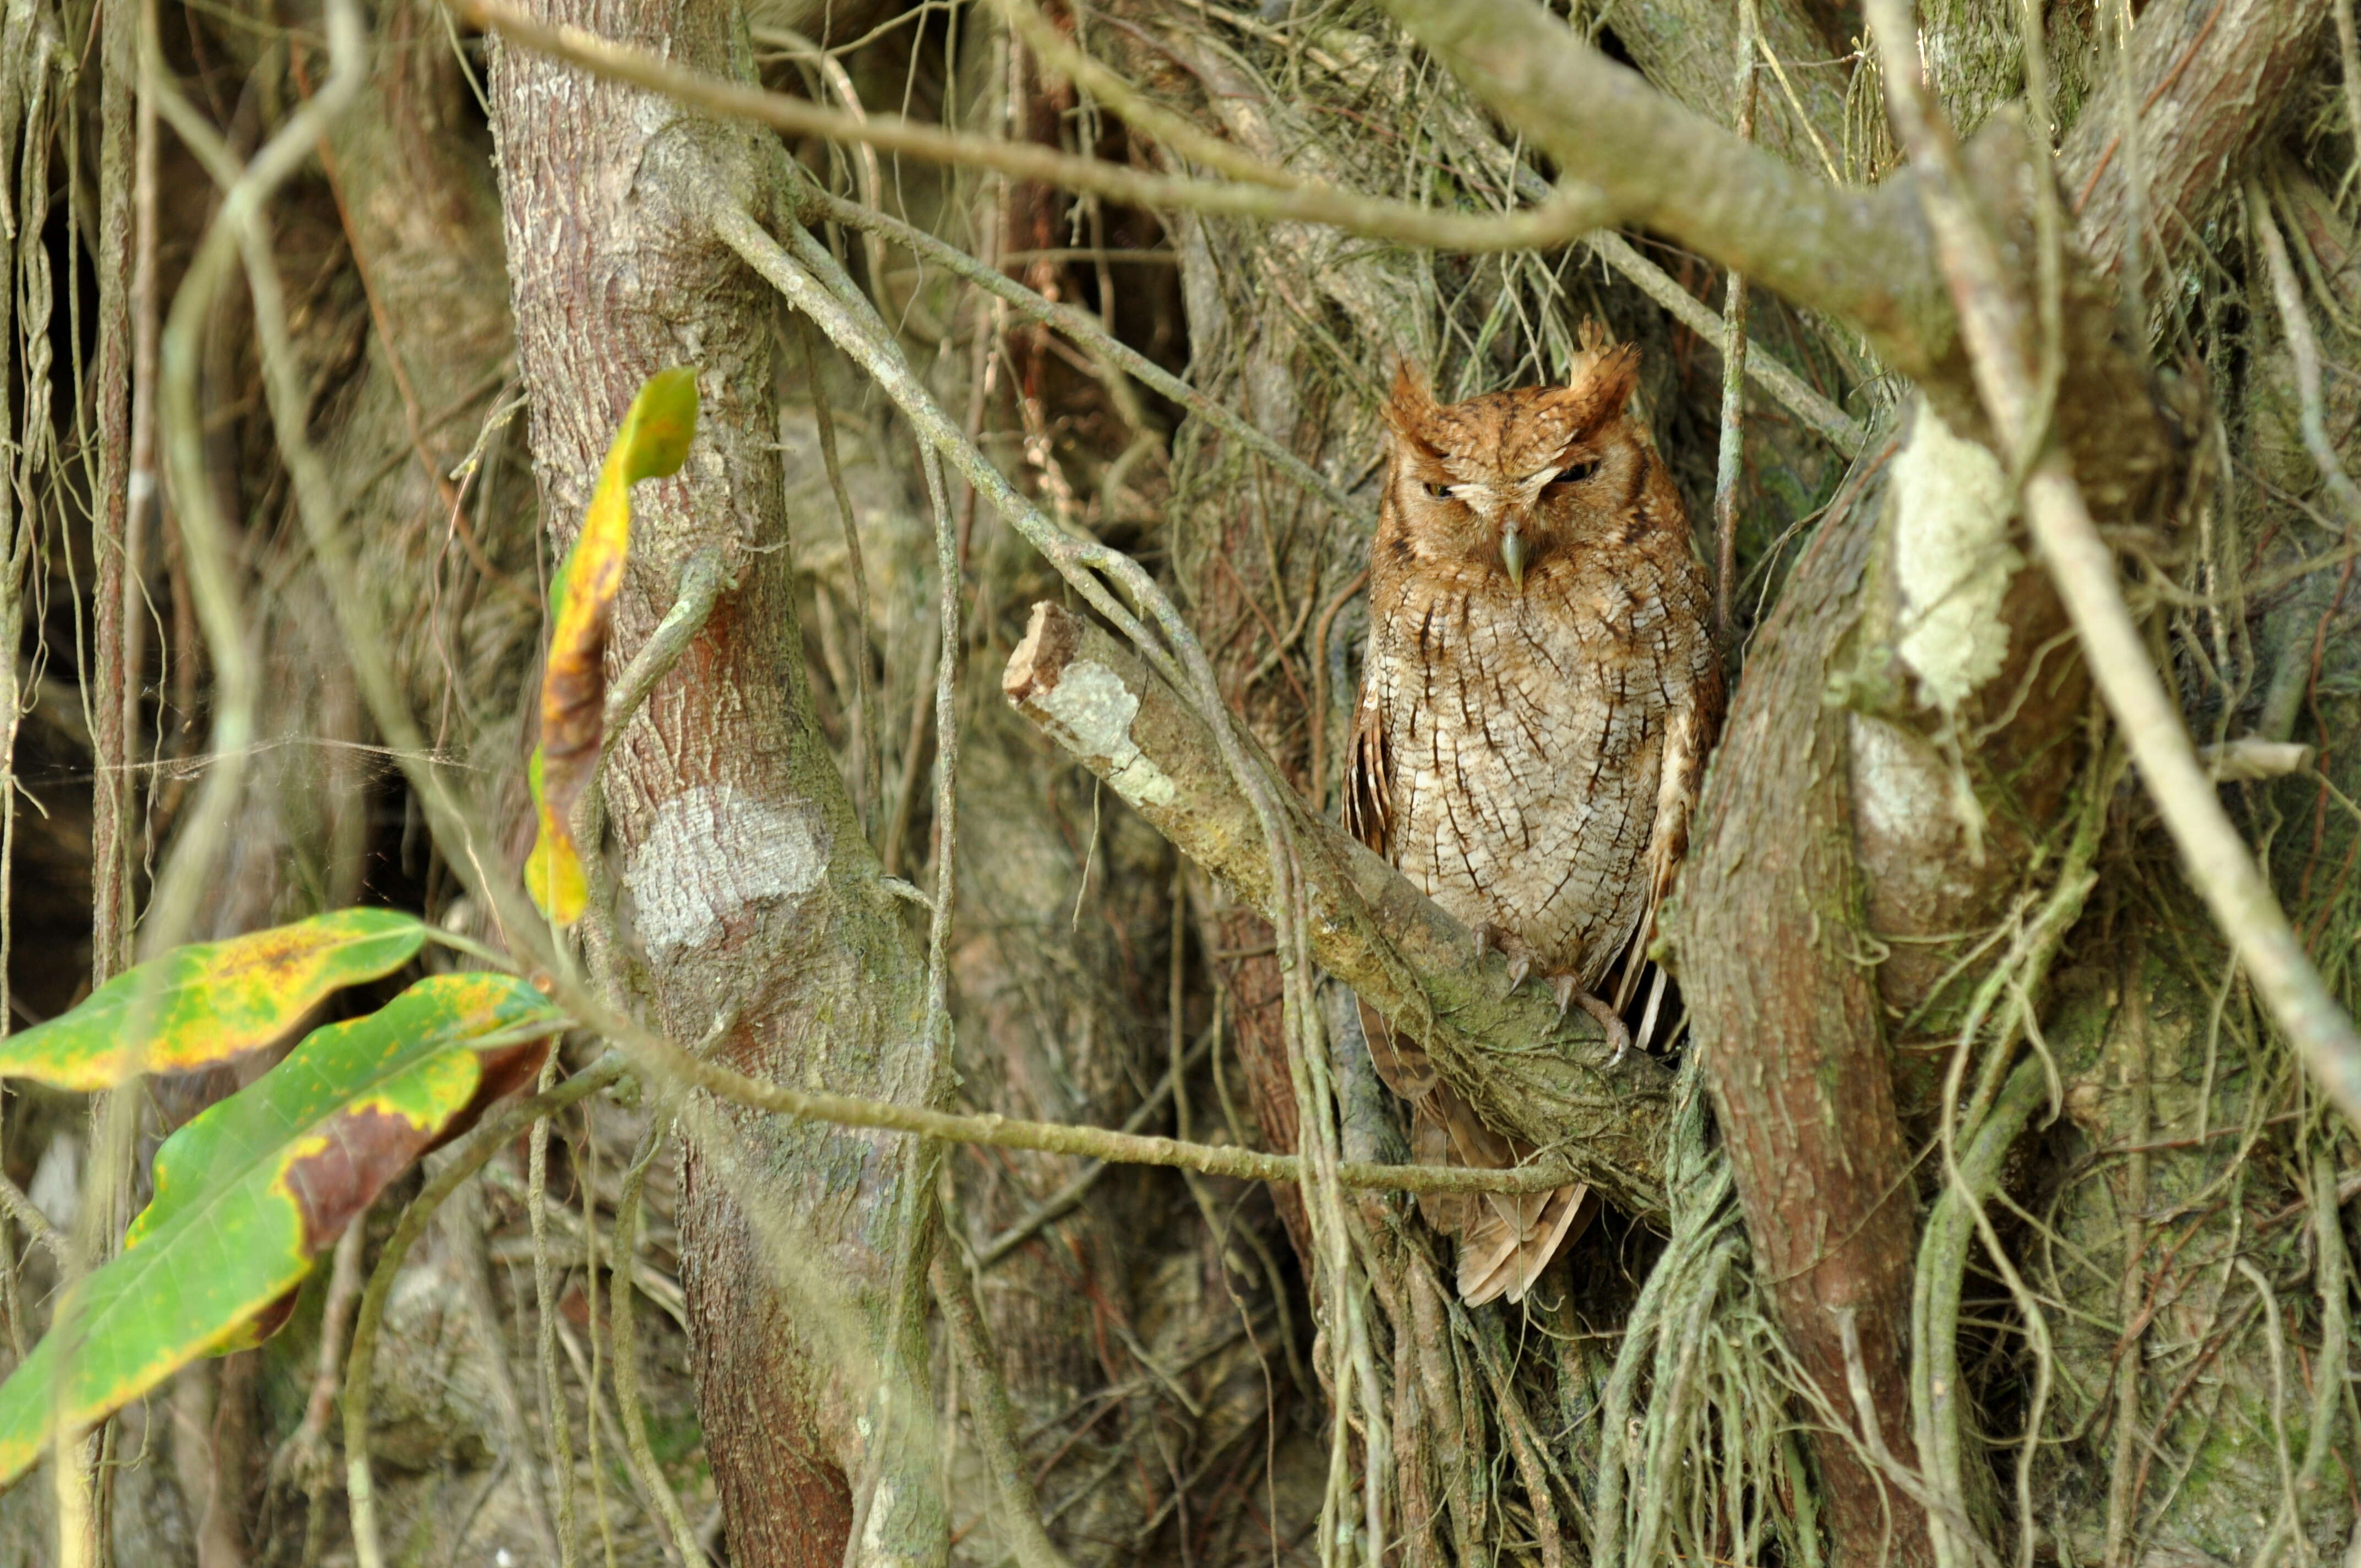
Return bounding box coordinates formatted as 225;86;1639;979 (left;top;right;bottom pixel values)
2060;0;2331;285
1678;450;1934;1568
489;6;943;1564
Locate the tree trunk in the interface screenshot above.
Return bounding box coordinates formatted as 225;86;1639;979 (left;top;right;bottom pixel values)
488;7;946;1562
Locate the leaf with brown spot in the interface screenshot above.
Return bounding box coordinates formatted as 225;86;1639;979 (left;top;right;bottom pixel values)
0;973;564;1487
530;366;699;926
0;909;427;1091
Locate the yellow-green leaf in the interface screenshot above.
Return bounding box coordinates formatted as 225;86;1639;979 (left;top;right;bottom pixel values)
534;367;698;928
524;745;586;925
0;910;427;1091
0;973;563;1487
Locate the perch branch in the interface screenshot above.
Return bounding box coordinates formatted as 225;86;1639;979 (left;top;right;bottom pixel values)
1003;600;1675;1222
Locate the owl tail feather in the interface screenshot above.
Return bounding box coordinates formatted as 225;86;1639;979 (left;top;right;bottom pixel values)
1406;1076;1597;1306
1459;1180;1593;1307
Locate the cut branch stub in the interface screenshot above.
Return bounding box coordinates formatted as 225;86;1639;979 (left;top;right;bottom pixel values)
531;365;699;924
1004;601;1674;1224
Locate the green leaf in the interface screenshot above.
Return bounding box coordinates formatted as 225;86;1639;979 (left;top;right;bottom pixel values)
0;972;563;1488
534;367;699;930
0;910;428;1091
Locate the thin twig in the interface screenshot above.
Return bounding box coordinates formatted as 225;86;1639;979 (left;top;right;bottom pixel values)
0;1170;64;1266
529;1064;581;1568
346;1058;628;1568
445;1172;564;1565
934;1195;1076;1568
1585;231;1865;456
1713;1;1760;652
815;189;1372;526
2337;0;2361;179
2252;187;2361;533
601;548;729;757
612;1117;707;1568
463;0;1609;254
977;1030;1216;1268
1835;1307;2006;1568
796;316;880;839
90;0;136;988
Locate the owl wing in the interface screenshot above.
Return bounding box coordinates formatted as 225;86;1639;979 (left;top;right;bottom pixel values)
1611;647;1728;1029
1343;673;1391;857
1346;650;1439;1102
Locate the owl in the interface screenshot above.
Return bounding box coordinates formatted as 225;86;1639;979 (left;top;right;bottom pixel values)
1345;325;1723;1305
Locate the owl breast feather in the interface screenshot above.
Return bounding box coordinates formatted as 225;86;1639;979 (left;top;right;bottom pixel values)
1372;568;1675;993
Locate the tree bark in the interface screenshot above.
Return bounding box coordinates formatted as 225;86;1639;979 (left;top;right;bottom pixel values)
488;6;946;1563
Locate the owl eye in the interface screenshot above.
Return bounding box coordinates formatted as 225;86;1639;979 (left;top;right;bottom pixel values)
1423;480;1456;501
1544;459;1602;494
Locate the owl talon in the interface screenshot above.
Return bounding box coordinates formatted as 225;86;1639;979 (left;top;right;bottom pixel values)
1551;975;1579;1015
1571;992;1634;1067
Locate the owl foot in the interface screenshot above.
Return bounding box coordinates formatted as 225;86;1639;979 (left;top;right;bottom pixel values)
1563;988;1634;1068
1479;924;1541;991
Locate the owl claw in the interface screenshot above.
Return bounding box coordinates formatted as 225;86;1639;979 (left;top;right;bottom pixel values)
1551;975;1579;1015
1505;955;1532;989
1570;992;1634;1068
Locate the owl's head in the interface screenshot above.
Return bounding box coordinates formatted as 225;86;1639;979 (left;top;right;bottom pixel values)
1381;323;1646;591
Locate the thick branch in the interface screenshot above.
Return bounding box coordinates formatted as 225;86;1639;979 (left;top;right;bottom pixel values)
2061;0;2332;280
1003;602;1674;1224
1380;0;2335;390
1376;0;1951;374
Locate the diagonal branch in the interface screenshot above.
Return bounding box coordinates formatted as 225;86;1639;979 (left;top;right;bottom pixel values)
1003;601;1676;1224
1375;0;1951;375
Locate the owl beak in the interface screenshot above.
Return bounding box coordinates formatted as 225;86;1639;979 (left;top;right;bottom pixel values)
1499;523;1528;591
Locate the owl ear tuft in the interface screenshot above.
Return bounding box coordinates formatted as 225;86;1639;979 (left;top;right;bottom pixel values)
1383;361;1444;449
1546;324;1640;437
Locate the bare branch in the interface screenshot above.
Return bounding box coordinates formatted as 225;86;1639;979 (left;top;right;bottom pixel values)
1383;0;2335;389
1375;0;1951;374
602;548;730;754
2062;0;2332;280
464;0;1610;253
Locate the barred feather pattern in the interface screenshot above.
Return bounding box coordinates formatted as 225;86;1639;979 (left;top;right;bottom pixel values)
1346;328;1723;1305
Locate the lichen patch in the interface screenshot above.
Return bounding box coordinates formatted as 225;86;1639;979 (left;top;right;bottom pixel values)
628;783;828;957
1033;660;1178;808
1891;398;2019;713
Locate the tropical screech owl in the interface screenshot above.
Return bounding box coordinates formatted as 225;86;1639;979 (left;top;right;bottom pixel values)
1345;324;1724;1305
